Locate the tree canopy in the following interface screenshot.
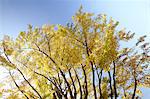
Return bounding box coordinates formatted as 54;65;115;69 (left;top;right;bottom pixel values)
0;7;150;99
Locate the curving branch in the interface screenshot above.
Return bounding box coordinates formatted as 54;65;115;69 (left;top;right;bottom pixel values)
34;43;57;66
16;68;42;99
34;71;65;98
3;47;42;99
132;61;141;99
132;77;137;99
9;71;29;99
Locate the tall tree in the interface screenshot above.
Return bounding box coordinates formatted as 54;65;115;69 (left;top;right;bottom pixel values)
0;7;150;99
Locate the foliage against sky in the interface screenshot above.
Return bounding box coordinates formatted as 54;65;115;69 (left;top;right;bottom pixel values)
0;7;150;99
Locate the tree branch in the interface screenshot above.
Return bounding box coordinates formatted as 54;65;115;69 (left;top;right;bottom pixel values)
81;64;88;99
3;47;42;99
59;68;74;99
17;68;42;99
68;68;77;99
9;71;29;99
132;77;137;99
97;69;103;99
73;67;83;99
113;61;117;99
34;43;57;66
108;71;113;99
83;31;97;99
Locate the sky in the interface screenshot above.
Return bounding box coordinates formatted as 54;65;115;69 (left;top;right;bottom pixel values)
0;0;150;98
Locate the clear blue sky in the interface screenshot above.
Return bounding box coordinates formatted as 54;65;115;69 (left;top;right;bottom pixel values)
0;0;150;98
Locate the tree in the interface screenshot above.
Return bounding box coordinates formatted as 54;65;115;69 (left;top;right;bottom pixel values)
0;7;150;99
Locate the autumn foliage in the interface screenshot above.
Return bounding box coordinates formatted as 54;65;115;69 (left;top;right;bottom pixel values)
0;7;150;99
